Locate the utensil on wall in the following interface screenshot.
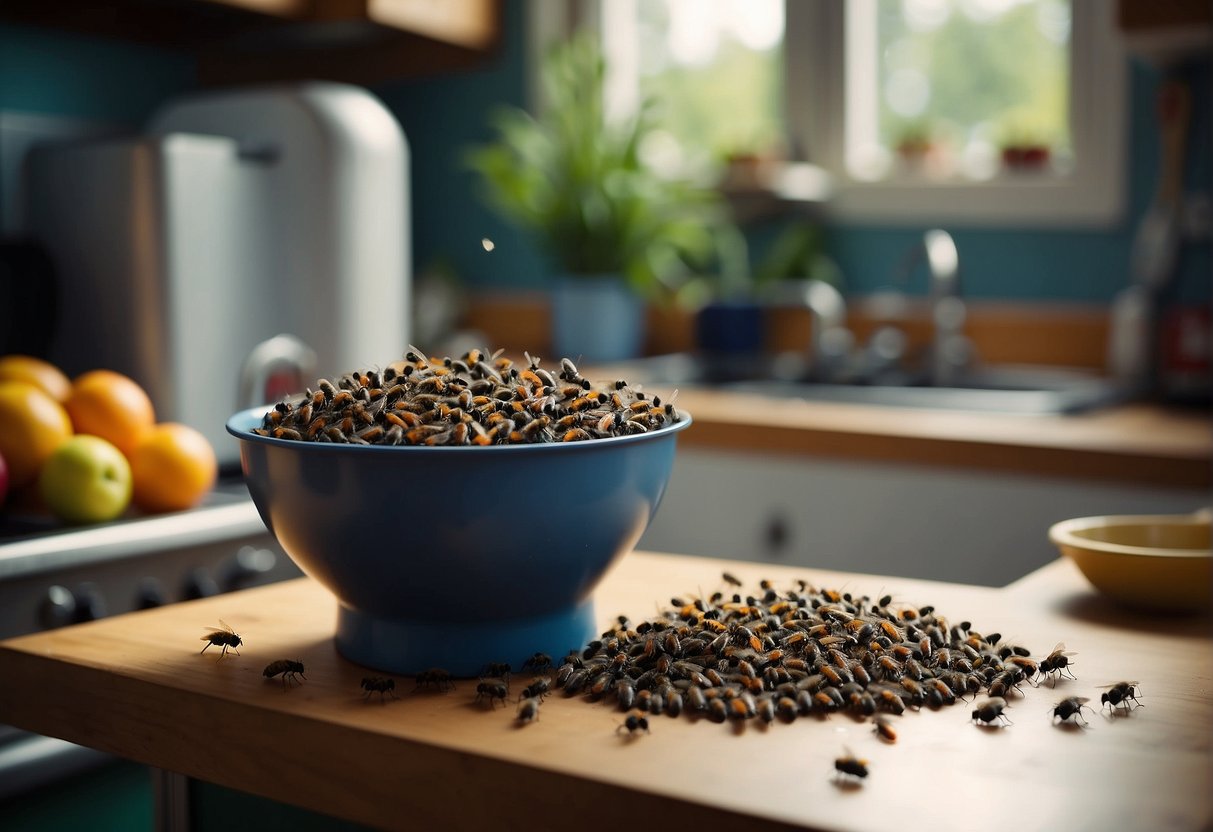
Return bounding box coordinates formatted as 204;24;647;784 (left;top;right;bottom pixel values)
1113;77;1191;394
1106;284;1152;389
1130;78;1190;293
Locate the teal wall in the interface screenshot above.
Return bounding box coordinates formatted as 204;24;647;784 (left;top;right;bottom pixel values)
0;23;195;122
191;779;373;832
2;3;1208;306
0;761;153;832
372;0;549;291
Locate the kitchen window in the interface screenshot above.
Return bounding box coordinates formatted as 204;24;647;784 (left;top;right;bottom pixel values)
531;0;1126;227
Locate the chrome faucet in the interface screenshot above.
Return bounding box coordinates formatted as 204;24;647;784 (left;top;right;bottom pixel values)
800;279;852;381
768;278;853;382
918;229;973;386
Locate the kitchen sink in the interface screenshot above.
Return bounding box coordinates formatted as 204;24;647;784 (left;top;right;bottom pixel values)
606;352;1128;415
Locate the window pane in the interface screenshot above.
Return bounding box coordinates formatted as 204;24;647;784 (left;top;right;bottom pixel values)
620;0;785;173
847;0;1071;181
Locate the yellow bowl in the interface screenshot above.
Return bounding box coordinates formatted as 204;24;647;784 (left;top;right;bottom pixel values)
1048;513;1212;613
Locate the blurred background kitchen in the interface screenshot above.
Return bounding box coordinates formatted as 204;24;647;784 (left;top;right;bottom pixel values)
1;2;1209;562
1;0;1209;578
0;1;1210;828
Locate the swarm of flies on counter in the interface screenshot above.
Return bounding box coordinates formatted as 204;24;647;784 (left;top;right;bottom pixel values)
252;347;681;446
508;574;1142;765
199;570;1144;782
546;571;1060;731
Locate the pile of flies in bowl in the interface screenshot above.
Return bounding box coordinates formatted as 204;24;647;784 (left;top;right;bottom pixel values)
543;572;1067;737
253;347;681;446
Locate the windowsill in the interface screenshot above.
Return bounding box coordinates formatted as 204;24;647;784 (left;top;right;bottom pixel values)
718;160;834;223
816;170;1125;228
718;161;1123;228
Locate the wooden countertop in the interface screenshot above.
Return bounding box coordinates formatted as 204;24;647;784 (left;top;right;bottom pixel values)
1;552;1210;832
660;389;1210;489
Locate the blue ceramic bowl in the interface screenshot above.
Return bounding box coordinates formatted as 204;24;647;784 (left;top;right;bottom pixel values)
226;407;691;676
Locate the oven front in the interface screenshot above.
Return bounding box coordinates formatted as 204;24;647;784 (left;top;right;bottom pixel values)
0;483;301;800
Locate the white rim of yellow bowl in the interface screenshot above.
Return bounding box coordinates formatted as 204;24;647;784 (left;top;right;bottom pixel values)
1048;513;1212;560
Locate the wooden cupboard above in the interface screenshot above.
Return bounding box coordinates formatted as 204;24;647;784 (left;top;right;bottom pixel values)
1;0;500;85
1117;0;1211;64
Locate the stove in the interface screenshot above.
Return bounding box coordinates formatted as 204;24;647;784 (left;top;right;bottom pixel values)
0;479;301;799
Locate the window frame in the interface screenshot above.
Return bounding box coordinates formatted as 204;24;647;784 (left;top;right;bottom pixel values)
533;0;1128;229
788;0;1127;228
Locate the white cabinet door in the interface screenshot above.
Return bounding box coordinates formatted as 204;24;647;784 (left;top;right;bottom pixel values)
639;449;1208;587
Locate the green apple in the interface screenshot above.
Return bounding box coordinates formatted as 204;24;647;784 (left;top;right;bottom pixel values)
39;435;132;524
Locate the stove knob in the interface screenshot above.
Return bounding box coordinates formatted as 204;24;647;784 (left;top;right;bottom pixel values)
39;585;77;629
183;568;220;601
218;545;278;592
135;577;167;610
71;583;107;623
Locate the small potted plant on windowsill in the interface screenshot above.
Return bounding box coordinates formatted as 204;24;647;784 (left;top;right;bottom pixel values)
678;220;843;377
466;34;723;362
996;111;1054;173
892;119;938;171
1000;143;1052;171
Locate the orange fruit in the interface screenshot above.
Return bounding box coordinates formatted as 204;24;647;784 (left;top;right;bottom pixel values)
0;355;72;402
129;423;217;513
65;370;155;459
0;380;74;489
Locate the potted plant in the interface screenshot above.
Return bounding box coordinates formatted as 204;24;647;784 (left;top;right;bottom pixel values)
996;110;1054;172
682;220;842;355
892;119;937;170
751;222;842;296
466;34;722;362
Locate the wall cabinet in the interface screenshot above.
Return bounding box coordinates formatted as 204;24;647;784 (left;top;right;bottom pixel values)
1118;0;1211;64
0;0;499;85
638;448;1206;589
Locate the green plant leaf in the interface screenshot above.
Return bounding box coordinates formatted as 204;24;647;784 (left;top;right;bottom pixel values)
464;32;726;288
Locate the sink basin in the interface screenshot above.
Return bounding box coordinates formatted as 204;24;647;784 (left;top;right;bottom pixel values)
605;353;1127;415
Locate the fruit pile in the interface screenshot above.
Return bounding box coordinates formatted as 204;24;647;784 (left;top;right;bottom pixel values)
0;356;218;524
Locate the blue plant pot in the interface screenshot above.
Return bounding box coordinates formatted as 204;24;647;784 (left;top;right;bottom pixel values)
695;301;766;354
551;276;645;362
